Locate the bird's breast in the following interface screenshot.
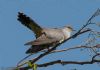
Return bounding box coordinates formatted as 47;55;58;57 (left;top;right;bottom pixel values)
62;30;71;39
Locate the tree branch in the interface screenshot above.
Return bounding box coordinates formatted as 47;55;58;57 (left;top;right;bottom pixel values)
49;44;100;53
17;53;100;70
30;29;91;64
37;58;100;67
37;54;100;67
17;28;91;70
17;9;100;70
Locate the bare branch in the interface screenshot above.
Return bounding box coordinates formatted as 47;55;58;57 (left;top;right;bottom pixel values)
17;28;91;70
49;44;100;53
29;9;100;65
72;9;100;38
17;9;100;70
30;27;91;64
37;58;100;67
37;54;100;68
17;54;100;70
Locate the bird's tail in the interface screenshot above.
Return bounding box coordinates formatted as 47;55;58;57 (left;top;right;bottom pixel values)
17;12;33;29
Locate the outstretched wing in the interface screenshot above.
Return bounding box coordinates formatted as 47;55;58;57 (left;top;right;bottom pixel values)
17;12;43;38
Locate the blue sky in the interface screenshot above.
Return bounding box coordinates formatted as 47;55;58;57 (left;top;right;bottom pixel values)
0;0;100;70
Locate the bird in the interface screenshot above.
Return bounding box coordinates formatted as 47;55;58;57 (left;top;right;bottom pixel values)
17;12;74;54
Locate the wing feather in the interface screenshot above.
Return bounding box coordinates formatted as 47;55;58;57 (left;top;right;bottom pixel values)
17;12;42;38
25;34;57;45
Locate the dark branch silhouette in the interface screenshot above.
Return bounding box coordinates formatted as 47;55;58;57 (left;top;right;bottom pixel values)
16;9;100;70
37;54;100;67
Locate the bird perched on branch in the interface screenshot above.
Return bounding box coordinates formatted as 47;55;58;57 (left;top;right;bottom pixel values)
17;12;74;54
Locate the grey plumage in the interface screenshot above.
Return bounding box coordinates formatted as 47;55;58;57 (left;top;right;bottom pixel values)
18;12;73;54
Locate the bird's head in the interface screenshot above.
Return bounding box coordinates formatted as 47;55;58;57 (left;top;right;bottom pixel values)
63;26;75;32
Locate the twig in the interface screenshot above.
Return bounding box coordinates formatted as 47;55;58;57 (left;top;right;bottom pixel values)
30;29;91;64
72;9;100;38
17;9;100;70
36;54;100;68
17;54;33;67
37;57;100;67
18;26;91;70
17;54;100;69
49;44;100;53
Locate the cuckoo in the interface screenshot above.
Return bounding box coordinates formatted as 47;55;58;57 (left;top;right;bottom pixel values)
17;12;74;54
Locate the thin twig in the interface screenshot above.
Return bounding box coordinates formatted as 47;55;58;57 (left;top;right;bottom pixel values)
37;54;100;67
17;9;100;70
